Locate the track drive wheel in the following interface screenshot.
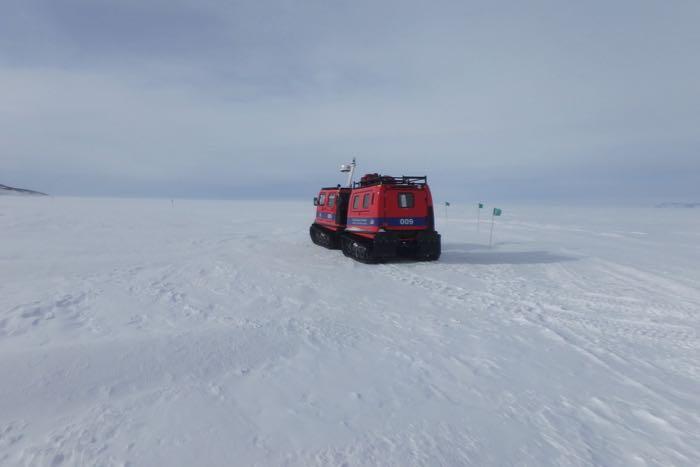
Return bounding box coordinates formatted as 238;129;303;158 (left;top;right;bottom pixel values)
341;234;378;264
310;224;339;249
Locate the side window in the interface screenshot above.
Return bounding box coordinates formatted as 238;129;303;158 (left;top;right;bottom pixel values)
318;193;326;205
398;192;414;208
352;195;359;209
362;193;371;209
328;194;335;207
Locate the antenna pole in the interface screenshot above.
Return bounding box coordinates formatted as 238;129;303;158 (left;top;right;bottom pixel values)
346;158;356;187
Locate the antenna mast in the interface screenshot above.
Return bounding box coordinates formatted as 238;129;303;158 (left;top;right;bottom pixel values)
339;158;357;187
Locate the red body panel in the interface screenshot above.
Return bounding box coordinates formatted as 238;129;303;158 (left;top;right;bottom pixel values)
314;187;350;231
345;184;434;239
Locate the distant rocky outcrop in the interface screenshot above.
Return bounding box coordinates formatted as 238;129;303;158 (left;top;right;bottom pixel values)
655;202;700;208
0;184;48;196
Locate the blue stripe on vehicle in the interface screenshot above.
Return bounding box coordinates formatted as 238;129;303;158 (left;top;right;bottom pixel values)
317;212;336;221
347;217;377;226
384;217;427;226
347;217;426;226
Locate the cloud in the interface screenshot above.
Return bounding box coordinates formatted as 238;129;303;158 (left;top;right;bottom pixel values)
1;0;699;201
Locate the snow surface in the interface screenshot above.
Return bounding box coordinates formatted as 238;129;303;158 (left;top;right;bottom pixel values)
1;197;699;466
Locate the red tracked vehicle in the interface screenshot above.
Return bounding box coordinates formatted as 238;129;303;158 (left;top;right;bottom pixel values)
310;161;441;263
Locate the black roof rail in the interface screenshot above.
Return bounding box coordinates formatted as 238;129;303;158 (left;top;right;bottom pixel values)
353;175;427;188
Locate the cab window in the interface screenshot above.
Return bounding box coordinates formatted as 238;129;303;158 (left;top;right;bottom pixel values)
328;194;335;207
352;195;359;209
318;193;326;205
362;193;371;209
398;192;414;208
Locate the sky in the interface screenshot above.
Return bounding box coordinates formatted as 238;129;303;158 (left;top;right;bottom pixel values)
1;0;699;203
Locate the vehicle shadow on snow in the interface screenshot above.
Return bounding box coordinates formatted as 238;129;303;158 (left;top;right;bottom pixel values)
440;243;577;265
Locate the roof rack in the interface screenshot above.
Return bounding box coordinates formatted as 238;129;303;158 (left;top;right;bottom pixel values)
353;174;427;188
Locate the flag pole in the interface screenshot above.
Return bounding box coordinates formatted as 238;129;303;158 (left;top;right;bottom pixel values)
477;204;481;232
489;208;502;247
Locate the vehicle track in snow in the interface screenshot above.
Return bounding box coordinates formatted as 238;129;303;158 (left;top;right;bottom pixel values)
376;259;700;451
377;261;698;350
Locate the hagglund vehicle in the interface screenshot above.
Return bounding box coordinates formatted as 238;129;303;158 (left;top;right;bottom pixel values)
310;160;441;263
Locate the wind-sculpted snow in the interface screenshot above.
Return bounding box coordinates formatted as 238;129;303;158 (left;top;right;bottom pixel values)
1;197;699;466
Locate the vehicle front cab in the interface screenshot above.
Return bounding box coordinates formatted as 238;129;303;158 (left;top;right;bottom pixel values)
313;187;350;231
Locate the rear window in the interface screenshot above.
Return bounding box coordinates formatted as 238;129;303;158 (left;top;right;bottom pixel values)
362;193;371;209
318;193;326;205
398;192;414;208
352;195;359;209
328;194;335;207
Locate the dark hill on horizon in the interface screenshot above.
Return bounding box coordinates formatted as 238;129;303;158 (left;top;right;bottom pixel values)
0;184;48;196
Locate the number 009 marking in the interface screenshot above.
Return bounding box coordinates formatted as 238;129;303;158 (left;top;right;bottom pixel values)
399;218;414;225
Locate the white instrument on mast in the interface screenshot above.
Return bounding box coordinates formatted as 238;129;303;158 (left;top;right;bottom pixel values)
339;158;357;187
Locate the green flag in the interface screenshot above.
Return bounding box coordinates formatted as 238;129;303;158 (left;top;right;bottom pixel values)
493;208;502;216
478;203;484;209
